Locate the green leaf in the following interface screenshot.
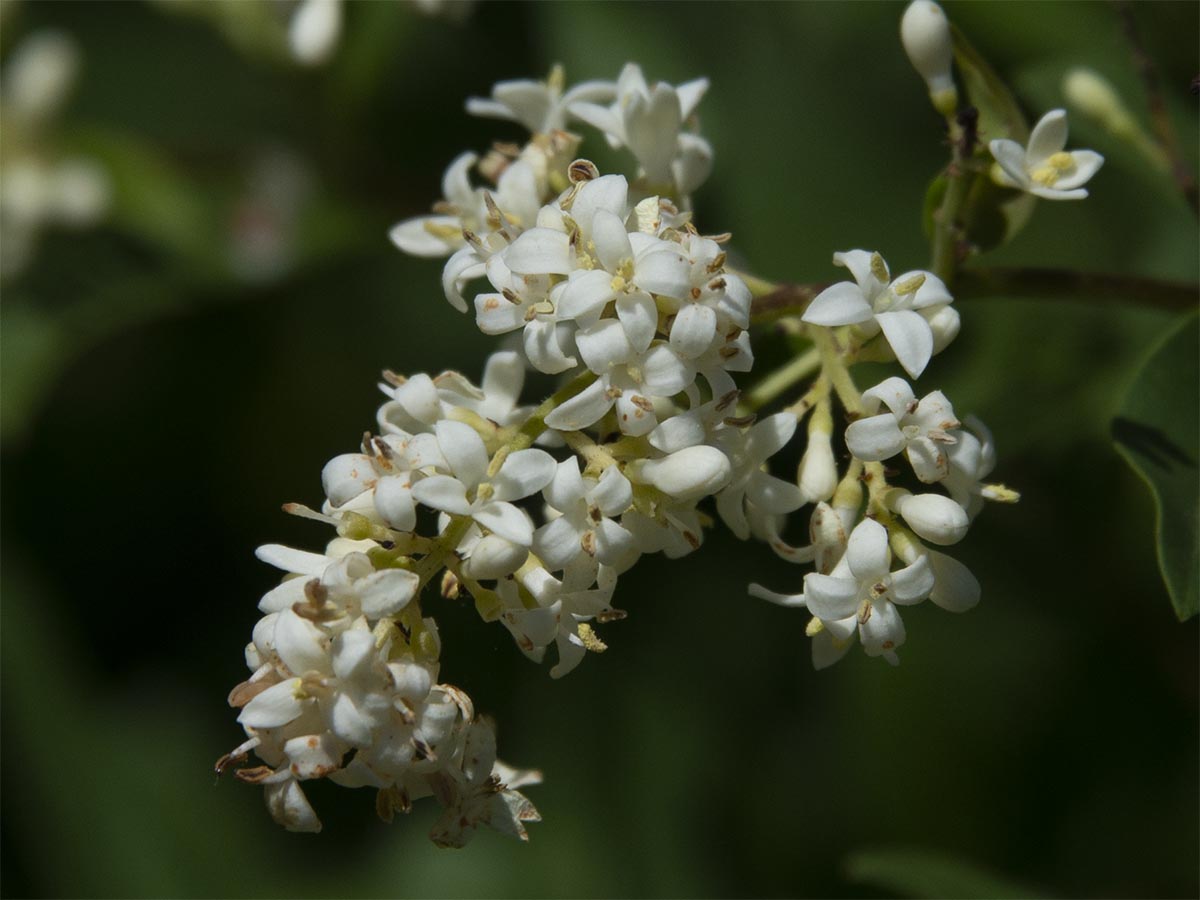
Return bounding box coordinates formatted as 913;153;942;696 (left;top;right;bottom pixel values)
948;24;1036;252
845;848;1045;899
1113;312;1200;621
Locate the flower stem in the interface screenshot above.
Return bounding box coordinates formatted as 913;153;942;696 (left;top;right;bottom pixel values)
743;346;821;411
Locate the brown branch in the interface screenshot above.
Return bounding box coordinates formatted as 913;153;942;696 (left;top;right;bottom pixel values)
957;267;1198;311
1114;1;1199;217
748;282;827;325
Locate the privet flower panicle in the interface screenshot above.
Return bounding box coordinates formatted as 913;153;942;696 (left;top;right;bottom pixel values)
226;43;1023;838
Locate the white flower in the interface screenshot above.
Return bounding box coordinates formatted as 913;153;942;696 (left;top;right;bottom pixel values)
288;0;342;66
845;376;960;482
533;459;639;573
411;420;556;545
715;413;805;540
465;64;615;134
803;250;953;378
428;719;542;847
989;109;1104;200
943;415;997;519
570;63;712;193
497;558;620;677
390;152;541;260
751;518;935;667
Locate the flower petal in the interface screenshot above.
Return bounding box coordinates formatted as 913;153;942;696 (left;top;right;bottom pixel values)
411;475;472;515
845;518;890;580
875;309;934;378
616;290;658;354
592;466;633;517
802;281;873;326
803;573;860;622
859;599;905;658
474;500;535;545
435;420;489;488
1026;108;1069;164
927;549;980;612
846;413;907;462
491;448;557;502
591;209;633;272
889;554;935;605
543;378;613;431
504;227;571;275
523;317;578;375
576;318;635;372
533;514;584;570
670;303;717;359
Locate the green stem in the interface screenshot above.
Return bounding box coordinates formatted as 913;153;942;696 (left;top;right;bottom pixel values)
490;370;598;476
744;346;821;411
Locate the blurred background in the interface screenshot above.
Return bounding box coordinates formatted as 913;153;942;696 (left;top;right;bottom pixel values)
1;1;1197;897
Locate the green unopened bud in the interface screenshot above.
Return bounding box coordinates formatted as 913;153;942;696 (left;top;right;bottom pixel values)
1062;67;1168;171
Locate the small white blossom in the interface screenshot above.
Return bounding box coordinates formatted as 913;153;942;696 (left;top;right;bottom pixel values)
802;250;953;378
715;413;805;540
846;376;960;482
465;64;615;134
570;63;712;194
411;420;555;545
989;109;1104;200
533;459;639;573
751;518;934;667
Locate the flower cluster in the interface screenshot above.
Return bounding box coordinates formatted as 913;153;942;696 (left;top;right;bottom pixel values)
222;10;1077;836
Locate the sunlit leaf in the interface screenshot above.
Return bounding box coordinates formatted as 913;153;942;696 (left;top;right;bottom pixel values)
845;848;1045;899
1113;311;1200;621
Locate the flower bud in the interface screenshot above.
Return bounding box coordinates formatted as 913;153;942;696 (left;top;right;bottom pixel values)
900;1;958;116
891;490;969;545
463;534;528;579
924;303;961;354
1062;68;1135;138
6;31;78;122
632;446;731;502
289;0;342;66
798;432;838;504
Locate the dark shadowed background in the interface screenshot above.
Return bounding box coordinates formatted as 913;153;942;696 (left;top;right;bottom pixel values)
1;2;1197;897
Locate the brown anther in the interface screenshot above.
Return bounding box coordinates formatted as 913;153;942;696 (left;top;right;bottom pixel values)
568;158;599;183
690;287;702;300
381;369;405;387
580;530;597;556
303;579;328;605
412;738;434;762
227;679;271;708
683;531;701;549
605;386;624;400
214;751;246;775
462;228;483;251
597;607;628;623
492;141;521;158
589;507;603;523
716;389;741;411
630;394;654;412
707;232;732;244
881;640;895;650
906;399;920;414
234;766;275;784
719;346;740;359
372;436;395;460
723;414;756;428
725;326;743;340
857;604;873;625
501;287;521;304
706;252;727;273
430;200;459;216
707;277;726;292
440;570;460;600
